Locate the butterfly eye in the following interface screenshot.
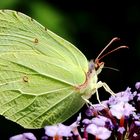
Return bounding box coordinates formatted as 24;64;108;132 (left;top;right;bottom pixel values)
88;60;95;73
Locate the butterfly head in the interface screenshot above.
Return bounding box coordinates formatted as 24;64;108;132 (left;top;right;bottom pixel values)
88;59;104;75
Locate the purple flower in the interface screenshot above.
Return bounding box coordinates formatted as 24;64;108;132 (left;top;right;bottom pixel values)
85;106;95;116
85;102;108;117
137;93;140;101
9;133;36;140
108;87;133;105
45;124;73;137
133;113;140;120
45;114;81;137
93;101;108;111
82;118;91;125
58;124;73;137
135;82;140;90
117;127;125;134
91;115;112;127
134;121;140;126
133;133;138;137
44;125;59;137
86;123;111;139
70;113;81;128
110;101;136;119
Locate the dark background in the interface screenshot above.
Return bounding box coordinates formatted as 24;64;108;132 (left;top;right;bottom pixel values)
0;0;140;139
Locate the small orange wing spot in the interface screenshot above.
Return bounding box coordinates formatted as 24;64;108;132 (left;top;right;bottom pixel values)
23;76;29;82
34;38;39;44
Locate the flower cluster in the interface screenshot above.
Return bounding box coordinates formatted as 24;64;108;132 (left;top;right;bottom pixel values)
10;82;140;140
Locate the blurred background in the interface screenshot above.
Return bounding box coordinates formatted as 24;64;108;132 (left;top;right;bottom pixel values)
0;0;140;139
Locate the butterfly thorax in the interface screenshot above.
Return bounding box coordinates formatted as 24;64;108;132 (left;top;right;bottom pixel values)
76;60;104;99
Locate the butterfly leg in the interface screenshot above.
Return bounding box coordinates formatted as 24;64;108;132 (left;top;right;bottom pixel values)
94;81;116;106
82;97;94;107
95;87;102;104
82;85;106;107
82;81;115;106
97;81;115;96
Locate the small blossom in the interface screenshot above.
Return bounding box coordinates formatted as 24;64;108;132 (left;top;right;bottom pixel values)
45;114;81;138
94;101;108;111
133;113;140;120
91;116;111;127
110;101;136;119
9;134;23;140
135;121;140;126
86;123;111;140
45;124;72;137
133;91;137;96
70;113;81;128
137;93;140;101
133;133;138;137
135;82;140;90
9;132;36;140
82;118;91;125
85;106;94;116
57;124;73;137
45;125;58;137
117;127;125;134
41;136;48;140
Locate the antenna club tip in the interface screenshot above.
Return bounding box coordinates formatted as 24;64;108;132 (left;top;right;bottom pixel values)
121;45;129;49
126;46;129;48
113;37;120;41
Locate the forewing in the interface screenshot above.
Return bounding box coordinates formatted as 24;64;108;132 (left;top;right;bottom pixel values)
0;10;88;84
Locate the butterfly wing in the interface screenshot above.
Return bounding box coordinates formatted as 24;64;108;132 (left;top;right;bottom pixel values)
0;10;88;128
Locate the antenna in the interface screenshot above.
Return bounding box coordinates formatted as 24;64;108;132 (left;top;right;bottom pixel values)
95;37;128;63
103;66;119;71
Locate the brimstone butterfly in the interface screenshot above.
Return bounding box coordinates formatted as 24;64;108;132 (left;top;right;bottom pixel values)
0;10;127;128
